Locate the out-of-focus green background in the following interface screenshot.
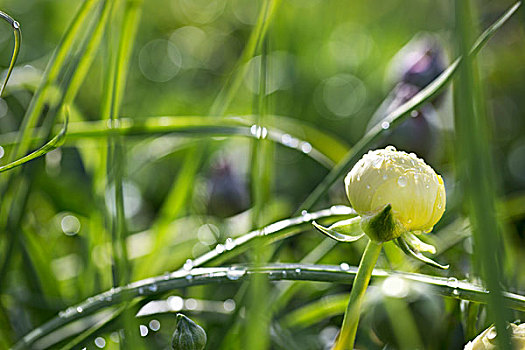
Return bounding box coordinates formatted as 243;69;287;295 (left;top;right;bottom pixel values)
0;0;524;349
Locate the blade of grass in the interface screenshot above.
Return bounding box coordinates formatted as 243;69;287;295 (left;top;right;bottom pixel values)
102;0;143;347
246;33;272;350
0;114;346;167
453;1;519;348
297;1;521;213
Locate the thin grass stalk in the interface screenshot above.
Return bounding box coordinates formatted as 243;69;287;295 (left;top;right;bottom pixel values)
101;0;144;347
453;0;513;347
247;31;272;350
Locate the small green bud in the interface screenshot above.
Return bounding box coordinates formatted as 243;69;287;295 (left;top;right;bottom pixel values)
172;313;207;350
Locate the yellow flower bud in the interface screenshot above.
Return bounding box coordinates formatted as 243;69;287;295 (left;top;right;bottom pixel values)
345;146;445;238
464;323;525;350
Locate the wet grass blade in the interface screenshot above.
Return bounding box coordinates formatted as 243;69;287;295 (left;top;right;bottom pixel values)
453;1;520;348
13;262;525;349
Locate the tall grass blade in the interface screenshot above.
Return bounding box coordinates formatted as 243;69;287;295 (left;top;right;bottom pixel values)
453;1;520;348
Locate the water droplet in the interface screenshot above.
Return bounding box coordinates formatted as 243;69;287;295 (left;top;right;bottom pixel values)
223;299;236;312
168;296;184;311
149;319;161;331
301;142;312;154
281;134;292;146
437;203;442;209
225;238;236;250
385;145;396;152
94;337;106;348
295;268;301;275
250;125;268;139
138;287;145;295
185;298;198;310
487;328;497;340
452;289;460;296
397;176;407;187
425;184;430;189
139;325;148;337
339;262;350;271
13;21;20;29
185;273;193;282
76;306;83;313
183;259;193;271
381;121;390;129
215;244;225;254
372;157;383;169
447;277;459;289
282;270;287;278
410;110;419;118
301;210;308;216
148;284;158;292
226;266;246;280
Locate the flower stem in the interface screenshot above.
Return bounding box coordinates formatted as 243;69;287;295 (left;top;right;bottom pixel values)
333;239;383;350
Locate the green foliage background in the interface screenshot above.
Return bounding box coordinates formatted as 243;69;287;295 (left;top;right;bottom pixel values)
0;0;524;349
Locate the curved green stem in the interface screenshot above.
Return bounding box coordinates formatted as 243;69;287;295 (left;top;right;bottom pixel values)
333;239;382;350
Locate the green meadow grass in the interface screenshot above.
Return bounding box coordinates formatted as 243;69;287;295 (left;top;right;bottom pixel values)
0;0;524;349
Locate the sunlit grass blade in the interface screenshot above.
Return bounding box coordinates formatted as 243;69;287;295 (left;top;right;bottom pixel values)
0;10;21;96
297;1;521;212
0;114;347;167
246;34;272;350
189;206;355;269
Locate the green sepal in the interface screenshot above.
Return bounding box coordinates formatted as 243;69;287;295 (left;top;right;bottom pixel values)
312;217;365;242
403;231;436;254
395;236;449;270
360;204;406;242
